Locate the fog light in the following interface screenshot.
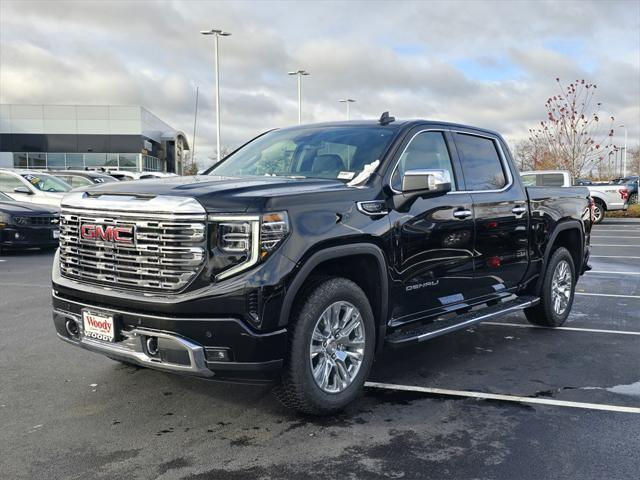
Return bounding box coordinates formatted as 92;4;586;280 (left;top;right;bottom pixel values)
146;337;159;356
205;348;230;362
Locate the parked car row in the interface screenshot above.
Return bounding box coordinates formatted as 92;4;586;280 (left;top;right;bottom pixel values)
0;167;181;253
520;170;633;223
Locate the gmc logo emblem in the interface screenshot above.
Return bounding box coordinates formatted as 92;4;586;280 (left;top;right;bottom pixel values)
79;224;135;245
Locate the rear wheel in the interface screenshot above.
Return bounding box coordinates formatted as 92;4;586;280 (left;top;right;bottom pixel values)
629;193;638;205
524;247;575;327
592;200;605;224
274;277;375;415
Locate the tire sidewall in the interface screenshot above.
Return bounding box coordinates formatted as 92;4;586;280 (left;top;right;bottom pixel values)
542;247;576;326
593;201;605;224
290;278;375;412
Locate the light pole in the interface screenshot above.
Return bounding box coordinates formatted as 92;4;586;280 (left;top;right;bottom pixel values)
339;98;356;120
201;28;231;162
288;70;309;124
618;124;628;177
191;85;199;174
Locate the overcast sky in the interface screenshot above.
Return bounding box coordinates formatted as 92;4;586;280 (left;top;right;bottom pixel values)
1;0;638;167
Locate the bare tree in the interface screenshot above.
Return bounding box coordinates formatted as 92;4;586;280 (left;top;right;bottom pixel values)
527;78;617;179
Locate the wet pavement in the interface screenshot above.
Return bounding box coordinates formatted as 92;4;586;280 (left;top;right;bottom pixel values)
1;219;639;479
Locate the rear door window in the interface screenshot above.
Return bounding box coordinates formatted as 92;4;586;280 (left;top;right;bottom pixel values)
0;173;26;193
455;133;507;191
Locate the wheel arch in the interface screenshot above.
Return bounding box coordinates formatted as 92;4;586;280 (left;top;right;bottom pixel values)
279;243;389;352
534;220;584;295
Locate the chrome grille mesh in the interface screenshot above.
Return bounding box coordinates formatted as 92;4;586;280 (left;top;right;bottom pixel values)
59;208;207;292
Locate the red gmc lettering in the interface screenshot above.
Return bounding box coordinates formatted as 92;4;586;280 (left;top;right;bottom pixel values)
80;225;133;244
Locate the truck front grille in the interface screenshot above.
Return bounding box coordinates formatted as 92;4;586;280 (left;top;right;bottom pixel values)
58;208;207;292
14;215;59;226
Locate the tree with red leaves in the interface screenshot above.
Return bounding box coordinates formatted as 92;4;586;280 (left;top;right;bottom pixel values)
526;78;617;179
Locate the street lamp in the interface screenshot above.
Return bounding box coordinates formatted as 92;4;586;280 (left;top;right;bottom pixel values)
288;70;310;125
618;124;628;177
201;28;231;162
339;98;356;120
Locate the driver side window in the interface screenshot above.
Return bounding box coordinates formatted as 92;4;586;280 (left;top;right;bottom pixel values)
392;131;456;191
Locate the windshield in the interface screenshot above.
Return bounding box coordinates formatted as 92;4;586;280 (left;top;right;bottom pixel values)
0;192;14;202
21;173;72;192
209;126;398;182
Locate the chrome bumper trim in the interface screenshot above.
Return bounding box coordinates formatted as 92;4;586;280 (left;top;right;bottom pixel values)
55;309;214;378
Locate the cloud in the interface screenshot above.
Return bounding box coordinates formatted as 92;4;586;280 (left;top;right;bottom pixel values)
0;0;638;168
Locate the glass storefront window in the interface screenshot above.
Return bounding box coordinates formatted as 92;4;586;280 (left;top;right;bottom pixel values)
84;153;107;167
13;153;27;168
118;153;138;170
47;153;66;169
66;153;84;168
28;153;47;169
143;155;161;172
106;153;119;167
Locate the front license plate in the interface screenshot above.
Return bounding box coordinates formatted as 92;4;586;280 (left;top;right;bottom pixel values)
53;229;60;239
82;310;115;342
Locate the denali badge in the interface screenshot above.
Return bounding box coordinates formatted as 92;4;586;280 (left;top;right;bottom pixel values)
79;223;135;245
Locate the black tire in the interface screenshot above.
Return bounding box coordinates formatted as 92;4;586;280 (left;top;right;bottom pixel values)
629;193;638;205
274;277;375;415
524;247;576;327
592;200;605;224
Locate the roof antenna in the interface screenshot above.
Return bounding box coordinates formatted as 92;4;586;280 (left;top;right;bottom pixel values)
379;111;395;125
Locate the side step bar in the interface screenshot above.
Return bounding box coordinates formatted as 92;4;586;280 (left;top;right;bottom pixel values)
386;296;539;348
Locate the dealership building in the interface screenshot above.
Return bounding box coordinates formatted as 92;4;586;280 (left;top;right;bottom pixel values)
0;104;190;174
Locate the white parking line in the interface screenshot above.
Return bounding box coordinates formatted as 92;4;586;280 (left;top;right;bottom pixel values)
590;255;640;259
592;235;640;238
576;292;640;299
591;244;640;247
482;321;640;336
364;382;640;414
588;271;640;275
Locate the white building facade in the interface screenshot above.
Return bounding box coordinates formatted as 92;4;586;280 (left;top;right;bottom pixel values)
0;104;189;174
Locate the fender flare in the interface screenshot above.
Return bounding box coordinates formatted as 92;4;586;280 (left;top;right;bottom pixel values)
278;243;389;350
535;219;584;294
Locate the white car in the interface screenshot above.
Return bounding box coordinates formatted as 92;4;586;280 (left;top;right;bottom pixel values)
520;170;628;223
0;169;72;209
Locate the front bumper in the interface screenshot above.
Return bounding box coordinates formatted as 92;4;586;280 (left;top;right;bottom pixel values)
0;226;58;248
53;292;286;384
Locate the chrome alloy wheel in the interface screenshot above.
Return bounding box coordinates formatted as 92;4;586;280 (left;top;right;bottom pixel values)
551;259;572;315
593;204;603;223
309;301;366;394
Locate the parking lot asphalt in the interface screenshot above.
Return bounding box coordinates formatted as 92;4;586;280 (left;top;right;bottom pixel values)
1;219;639;480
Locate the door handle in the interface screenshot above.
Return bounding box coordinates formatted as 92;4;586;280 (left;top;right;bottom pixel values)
453;209;472;219
512;206;527;215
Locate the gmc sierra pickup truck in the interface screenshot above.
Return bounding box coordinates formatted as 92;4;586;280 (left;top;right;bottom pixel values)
52;116;592;414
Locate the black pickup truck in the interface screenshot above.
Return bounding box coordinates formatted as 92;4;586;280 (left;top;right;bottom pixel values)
52;116;592;414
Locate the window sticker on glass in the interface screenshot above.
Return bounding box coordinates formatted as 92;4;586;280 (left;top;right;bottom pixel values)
337;171;355;180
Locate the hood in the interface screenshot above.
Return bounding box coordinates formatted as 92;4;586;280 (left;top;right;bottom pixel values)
77;175;354;212
0;201;59;215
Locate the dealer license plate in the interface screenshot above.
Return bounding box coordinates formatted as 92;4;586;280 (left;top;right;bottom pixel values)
82;309;115;342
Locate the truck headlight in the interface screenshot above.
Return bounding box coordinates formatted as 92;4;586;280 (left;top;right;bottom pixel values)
208;212;289;280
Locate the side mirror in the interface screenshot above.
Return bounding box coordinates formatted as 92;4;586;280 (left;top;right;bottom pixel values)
401;169;452;195
393;169;451;211
14;186;33;195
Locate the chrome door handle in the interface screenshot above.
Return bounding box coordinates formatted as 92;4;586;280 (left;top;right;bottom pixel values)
453;209;472;219
512;206;527;215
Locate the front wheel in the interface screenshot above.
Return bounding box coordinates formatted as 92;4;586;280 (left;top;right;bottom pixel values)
629;193;638;205
524;247;576;327
274;277;375;415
